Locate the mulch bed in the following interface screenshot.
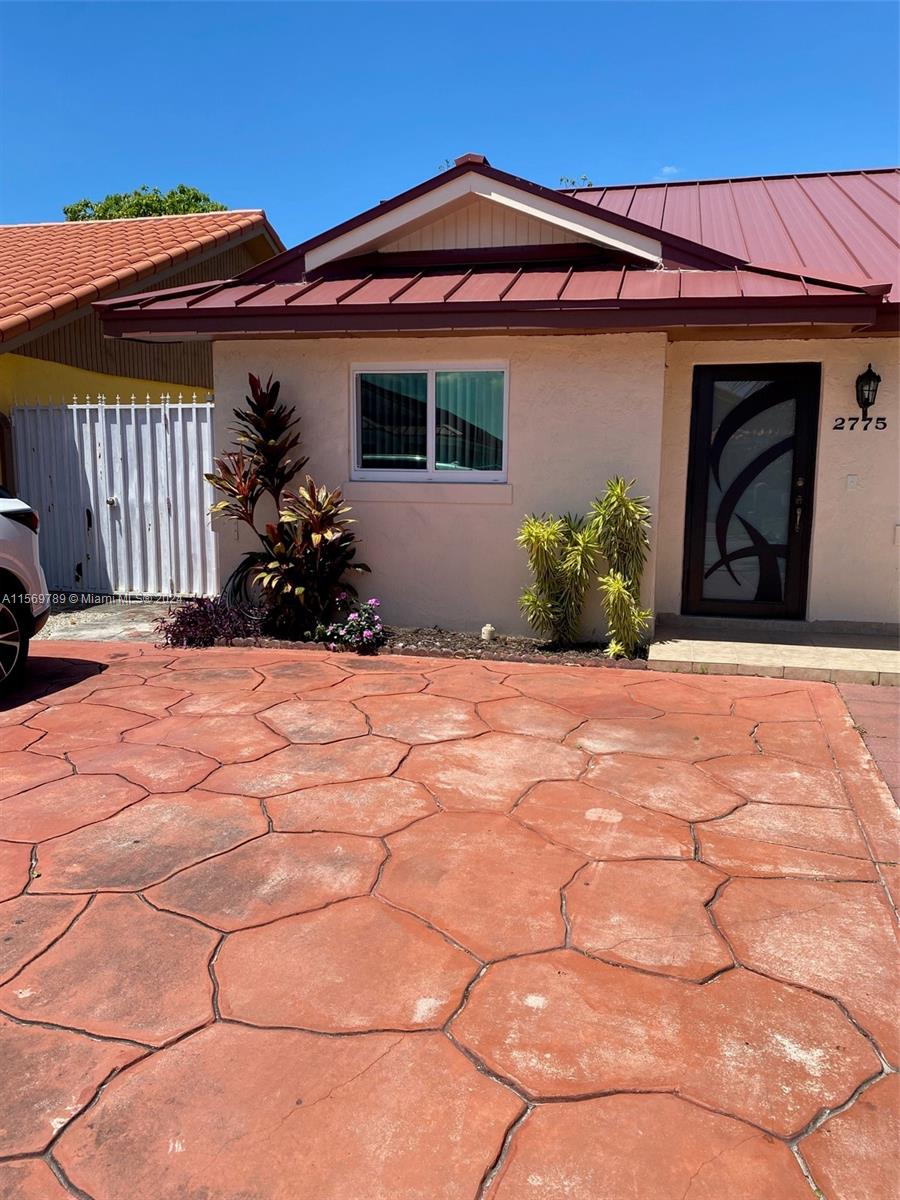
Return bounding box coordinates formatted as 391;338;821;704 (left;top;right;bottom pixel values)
228;626;648;670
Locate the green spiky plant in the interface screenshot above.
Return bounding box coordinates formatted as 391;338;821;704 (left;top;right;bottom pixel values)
517;513;599;645
590;477;652;658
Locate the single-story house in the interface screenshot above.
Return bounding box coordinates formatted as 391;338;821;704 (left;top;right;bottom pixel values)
96;154;899;636
0;211;283;593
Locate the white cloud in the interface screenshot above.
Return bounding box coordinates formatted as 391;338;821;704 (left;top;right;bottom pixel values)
653;165;681;182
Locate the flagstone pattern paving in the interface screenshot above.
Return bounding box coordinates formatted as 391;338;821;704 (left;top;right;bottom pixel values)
0;641;897;1199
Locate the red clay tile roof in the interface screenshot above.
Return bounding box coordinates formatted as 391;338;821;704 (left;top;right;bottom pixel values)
0;211;283;344
565;169;900;302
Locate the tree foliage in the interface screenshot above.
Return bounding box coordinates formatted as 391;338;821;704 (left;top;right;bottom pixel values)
63;184;226;221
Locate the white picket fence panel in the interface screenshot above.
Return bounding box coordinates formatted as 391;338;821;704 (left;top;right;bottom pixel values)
11;395;218;596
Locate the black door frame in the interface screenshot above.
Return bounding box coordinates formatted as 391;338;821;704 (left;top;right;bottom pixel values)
681;362;821;620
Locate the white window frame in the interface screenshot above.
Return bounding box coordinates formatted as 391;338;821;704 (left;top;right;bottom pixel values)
350;362;509;483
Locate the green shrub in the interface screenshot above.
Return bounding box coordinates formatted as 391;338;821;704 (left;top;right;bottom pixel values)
517;512;599;645
591;477;652;658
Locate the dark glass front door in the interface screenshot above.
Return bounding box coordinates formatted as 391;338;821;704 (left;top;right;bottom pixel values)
682;364;820;619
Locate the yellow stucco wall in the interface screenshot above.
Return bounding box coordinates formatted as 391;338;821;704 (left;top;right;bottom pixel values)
0;353;209;413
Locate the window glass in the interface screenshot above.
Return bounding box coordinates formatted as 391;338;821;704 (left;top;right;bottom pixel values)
435;371;504;472
357;372;427;471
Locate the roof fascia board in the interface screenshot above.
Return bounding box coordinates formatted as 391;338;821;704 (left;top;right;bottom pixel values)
97;298;879;340
304;173;663;270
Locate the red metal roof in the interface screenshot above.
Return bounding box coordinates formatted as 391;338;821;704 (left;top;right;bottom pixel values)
0;211;284;344
96;261;887;339
95;161;899;338
566;169;900;302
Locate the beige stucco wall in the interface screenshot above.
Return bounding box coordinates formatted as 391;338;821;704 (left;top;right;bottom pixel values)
656;337;900;626
213;334;668;635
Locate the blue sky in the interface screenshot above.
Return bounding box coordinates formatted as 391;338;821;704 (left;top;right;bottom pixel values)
1;1;897;245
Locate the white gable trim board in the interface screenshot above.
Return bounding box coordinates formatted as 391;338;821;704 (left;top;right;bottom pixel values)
304;171;663;270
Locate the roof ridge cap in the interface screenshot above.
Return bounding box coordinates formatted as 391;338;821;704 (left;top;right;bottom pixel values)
561;166;900;192
0;210;265;230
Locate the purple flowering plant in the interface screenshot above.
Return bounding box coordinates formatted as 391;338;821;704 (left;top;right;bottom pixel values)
317;596;386;655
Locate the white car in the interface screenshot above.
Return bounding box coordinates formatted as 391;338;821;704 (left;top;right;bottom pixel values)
0;487;50;690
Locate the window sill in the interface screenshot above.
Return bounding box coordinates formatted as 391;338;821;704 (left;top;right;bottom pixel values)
344;481;513;505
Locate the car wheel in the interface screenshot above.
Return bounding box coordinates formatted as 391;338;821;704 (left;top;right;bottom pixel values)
0;600;29;691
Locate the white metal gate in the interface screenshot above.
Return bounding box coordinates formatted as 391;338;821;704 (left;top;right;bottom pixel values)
11;396;218;596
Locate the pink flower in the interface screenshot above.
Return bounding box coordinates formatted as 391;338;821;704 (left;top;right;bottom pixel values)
348;612;358;621
363;629;374;640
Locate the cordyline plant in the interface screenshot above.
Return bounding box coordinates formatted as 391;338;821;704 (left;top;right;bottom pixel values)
206;373;369;635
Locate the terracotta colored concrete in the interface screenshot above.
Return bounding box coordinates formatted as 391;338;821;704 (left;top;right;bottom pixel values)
840;682;900;801
268;777;438;835
0;894;87;984
0;774;144;842
217;896;476;1030
568;712;756;759
0;1016;140;1154
583;752;742;819
379;811;583;959
33;792;266;892
145;832;384;931
0;644;895;1195
452;951;879;1133
356;692;488;743
0;1159;73;1199
700;753;848;807
0;726;41;751
517;779;693;860
0;893;218;1045
125;713;287;762
397;731;586;810
0;751;70;800
202;736;408;796
715;878;900;1062
0;840;32;901
477;694;583;738
566;859;730;979
492;1095;812;1199
801;1073;900;1200
67;741;217;791
258;697;369;742
424;663;519;702
54;1024;523;1200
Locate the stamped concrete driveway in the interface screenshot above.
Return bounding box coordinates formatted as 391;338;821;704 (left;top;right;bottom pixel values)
1;642;898;1200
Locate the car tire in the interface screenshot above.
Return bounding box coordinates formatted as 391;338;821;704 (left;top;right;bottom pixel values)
0;600;29;692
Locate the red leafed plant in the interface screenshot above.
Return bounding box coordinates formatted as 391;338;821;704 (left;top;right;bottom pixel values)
206;373;369;634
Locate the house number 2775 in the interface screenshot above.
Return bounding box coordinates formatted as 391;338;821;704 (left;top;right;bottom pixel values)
832;416;887;430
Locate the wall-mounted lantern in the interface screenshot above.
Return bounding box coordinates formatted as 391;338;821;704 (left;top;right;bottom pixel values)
855;364;881;416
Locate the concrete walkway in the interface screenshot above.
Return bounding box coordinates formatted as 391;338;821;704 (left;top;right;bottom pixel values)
0;643;897;1198
651;622;900;686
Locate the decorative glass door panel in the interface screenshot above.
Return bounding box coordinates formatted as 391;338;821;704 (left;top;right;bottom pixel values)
682;365;820;619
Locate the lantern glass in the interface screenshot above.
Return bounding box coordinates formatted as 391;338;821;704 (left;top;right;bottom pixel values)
855;364;881;412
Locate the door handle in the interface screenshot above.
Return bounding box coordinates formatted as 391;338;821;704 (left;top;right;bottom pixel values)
793;475;805;534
